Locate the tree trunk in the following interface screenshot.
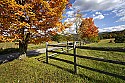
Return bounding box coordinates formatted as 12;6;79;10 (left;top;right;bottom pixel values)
19;33;30;59
19;41;27;59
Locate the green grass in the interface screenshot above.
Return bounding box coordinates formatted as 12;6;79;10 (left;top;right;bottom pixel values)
0;42;18;49
0;39;125;83
76;49;125;82
28;43;46;50
0;41;57;51
86;39;125;47
28;41;58;50
0;42;19;55
0;58;84;83
0;42;46;54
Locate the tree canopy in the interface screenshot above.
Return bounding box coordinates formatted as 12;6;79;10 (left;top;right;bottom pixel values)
0;0;70;57
0;0;70;44
78;18;99;39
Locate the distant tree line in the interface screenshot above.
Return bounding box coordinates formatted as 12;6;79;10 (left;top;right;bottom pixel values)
51;33;100;43
99;29;125;43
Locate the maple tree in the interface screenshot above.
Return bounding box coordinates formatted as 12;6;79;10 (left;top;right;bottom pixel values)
0;0;70;58
78;18;99;39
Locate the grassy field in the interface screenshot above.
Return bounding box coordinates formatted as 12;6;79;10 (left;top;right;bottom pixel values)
86;39;125;47
28;41;58;50
0;41;58;51
0;39;125;83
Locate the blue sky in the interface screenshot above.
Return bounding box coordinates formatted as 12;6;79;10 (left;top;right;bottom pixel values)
63;0;125;32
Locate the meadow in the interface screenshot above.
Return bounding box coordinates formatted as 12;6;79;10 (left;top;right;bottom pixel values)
0;39;125;83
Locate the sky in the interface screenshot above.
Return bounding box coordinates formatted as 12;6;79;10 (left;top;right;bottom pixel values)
63;0;125;33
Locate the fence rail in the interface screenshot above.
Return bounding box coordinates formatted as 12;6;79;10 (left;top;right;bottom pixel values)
76;46;125;52
48;44;73;47
46;41;125;79
48;50;125;65
48;44;125;52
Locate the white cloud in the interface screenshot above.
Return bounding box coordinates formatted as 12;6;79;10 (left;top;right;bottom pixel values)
104;13;109;16
66;11;75;17
113;8;125;22
64;23;77;34
93;14;95;17
93;12;105;20
73;0;125;22
95;12;101;15
94;14;104;20
73;0;123;11
82;14;87;17
99;25;125;32
116;16;125;22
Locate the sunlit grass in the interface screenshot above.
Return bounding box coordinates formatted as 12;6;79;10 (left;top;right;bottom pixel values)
86;39;125;47
28;43;46;50
0;39;125;83
0;58;84;83
0;42;18;49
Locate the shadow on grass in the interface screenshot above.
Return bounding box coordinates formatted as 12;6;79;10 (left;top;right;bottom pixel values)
27;50;45;57
0;48;44;64
0;48;19;55
36;56;125;81
77;64;125;80
0;48;20;64
42;61;105;82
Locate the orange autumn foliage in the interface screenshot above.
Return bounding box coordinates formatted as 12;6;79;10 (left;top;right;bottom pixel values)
0;0;70;44
78;18;99;38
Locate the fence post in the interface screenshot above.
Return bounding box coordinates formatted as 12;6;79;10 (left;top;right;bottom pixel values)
67;41;69;53
80;41;81;47
73;41;77;74
46;42;48;64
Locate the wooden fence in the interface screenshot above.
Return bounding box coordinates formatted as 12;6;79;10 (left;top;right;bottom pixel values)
46;41;125;79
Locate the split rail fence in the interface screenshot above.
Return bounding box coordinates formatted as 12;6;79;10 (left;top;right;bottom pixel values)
46;41;125;79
